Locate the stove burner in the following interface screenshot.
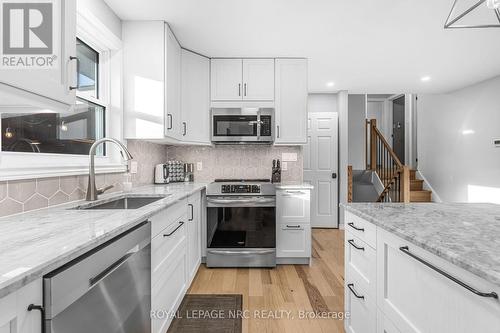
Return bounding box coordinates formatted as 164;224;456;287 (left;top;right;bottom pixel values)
214;179;270;183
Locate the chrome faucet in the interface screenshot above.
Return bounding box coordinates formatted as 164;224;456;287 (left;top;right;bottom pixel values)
86;138;133;201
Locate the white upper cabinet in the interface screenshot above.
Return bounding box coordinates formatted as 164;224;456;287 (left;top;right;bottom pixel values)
210;58;275;101
123;21;182;141
242;59;274;100
0;0;76;107
274;58;308;145
210;59;243;101
181;50;210;144
165;25;182;139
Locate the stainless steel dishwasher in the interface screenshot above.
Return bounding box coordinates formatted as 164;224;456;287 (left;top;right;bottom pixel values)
43;221;151;333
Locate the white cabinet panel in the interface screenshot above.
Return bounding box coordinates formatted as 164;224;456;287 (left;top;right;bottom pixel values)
344;212;377;248
242;59;274;100
0;0;76;106
344;273;376;333
274;58;308;144
0;292;16;333
165;24;182;139
377;228;500;333
181;50;210;144
345;232;376;297
210;59;242;101
276;223;311;258
0;279;42;333
377;310;401;333
186;192;201;284
276;189;311;225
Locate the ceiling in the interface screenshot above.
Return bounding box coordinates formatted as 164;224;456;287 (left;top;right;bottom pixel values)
104;0;500;94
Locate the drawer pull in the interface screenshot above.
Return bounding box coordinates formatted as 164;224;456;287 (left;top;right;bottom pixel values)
399;246;498;299
347;283;365;299
286;225;301;228
348;239;365;251
28;304;45;333
188;204;194;221
163;221;184;237
348;222;365;232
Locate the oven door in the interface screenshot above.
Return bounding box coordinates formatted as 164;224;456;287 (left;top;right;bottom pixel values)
206;196;276;267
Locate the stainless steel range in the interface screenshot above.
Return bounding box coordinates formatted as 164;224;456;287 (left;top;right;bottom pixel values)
206;179;276;267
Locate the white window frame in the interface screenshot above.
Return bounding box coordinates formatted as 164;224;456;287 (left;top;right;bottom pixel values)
0;8;124;181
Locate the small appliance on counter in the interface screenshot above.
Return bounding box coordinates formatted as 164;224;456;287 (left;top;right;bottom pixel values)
155;161;187;184
271;159;282;183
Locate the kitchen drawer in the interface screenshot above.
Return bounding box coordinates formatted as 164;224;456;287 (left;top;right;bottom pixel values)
345;212;376;249
345;273;376;333
151;214;187;288
152;245;187;333
151;199;187;237
377;309;401;333
345;231;376;297
276;223;311;258
276;190;311;225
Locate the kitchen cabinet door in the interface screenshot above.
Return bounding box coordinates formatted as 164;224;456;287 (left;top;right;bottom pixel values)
377;228;500;333
181;49;210;144
210;59;243;101
276;223;311;258
0;0;76;107
186;193;201;284
0;291;17;333
276;189;311;225
165;23;182;140
16;280;42;333
242;59;274;100
274;58;308;144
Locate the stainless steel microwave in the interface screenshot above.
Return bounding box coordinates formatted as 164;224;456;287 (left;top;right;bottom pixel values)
211;108;274;144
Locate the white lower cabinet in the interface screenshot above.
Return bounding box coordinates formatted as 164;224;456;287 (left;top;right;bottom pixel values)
344;213;500;333
186;192;202;284
276;223;311;258
0;279;42;333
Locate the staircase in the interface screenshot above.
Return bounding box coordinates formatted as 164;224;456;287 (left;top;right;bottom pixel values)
351;119;432;203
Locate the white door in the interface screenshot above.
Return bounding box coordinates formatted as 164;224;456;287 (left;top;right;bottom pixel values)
274;58;308;144
0;0;76;106
242;59;274;100
303;112;338;228
181;49;210;144
165;24;182;139
210;59;243;101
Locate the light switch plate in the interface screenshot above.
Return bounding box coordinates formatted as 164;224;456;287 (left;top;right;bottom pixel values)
282;162;288;171
282;153;297;162
129;161;138;174
197;162;203;171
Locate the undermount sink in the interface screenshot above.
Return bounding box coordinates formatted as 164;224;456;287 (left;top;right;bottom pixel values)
73;195;169;210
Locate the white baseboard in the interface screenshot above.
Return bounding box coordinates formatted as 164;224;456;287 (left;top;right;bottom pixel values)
416;170;443;203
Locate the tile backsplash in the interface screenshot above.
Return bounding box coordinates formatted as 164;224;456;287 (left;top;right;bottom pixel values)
0;140;167;218
167;145;303;182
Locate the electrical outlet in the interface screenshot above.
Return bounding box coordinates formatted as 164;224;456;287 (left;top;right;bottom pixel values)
196;162;203;171
282;162;288;171
129;161;138;174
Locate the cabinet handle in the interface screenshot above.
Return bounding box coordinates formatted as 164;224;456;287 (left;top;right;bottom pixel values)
277;125;280;138
347;222;365;232
163;221;184;237
399;246;498;299
69;56;79;90
244;83;247;96
188;204;194;221
347;283;365;300
28;304;45;333
348;239;365;251
167;114;173;130
238;83;241;96
183;122;187;136
286;225;301;228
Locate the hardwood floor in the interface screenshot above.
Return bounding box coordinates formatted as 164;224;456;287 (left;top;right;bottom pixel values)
188;229;345;333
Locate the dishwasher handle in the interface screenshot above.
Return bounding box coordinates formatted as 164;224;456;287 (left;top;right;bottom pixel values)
88;252;134;288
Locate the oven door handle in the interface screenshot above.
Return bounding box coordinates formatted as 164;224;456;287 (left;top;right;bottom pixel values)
207;198;276;205
208;250;275;256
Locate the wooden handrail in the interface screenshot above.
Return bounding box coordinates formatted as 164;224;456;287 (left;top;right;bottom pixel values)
348;165;353;203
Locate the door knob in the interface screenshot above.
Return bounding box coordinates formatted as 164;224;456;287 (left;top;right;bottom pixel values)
332;173;337;179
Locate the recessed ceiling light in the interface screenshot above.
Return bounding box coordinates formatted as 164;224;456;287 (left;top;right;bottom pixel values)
421;76;431;82
326;82;335;87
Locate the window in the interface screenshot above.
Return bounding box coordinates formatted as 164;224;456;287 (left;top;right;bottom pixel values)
1;39;106;156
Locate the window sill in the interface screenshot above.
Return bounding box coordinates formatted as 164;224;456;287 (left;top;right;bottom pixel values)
0;164;127;182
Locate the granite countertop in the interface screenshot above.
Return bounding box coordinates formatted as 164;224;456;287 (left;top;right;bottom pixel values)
275;182;314;190
343;203;500;287
0;182;207;298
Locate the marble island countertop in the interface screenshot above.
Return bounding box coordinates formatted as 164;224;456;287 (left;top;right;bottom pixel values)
343;203;500;287
0;182;208;298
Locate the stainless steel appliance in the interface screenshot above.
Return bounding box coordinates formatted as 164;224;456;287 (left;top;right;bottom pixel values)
206;179;276;267
43;221;151;333
211;107;273;143
155;164;170;184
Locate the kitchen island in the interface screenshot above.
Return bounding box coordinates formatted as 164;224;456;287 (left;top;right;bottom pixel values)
343;203;500;333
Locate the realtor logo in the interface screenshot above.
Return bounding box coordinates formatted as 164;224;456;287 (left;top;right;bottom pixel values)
1;0;58;69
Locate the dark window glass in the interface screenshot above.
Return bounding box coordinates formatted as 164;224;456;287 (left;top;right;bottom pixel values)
1;98;105;156
76;38;99;99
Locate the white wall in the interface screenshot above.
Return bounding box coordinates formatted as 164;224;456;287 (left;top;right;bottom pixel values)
338;91;348;228
348;94;366;170
418;75;500;203
308;93;338;113
77;0;122;39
